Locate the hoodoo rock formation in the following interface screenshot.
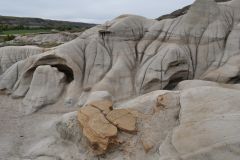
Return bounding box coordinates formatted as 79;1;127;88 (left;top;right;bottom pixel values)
0;0;240;160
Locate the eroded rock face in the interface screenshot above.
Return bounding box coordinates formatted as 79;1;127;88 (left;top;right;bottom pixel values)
22;65;66;114
159;83;240;160
0;0;240;111
13;32;79;46
66;90;181;159
0;46;44;74
2;80;240;160
1;0;240;159
68;82;240;159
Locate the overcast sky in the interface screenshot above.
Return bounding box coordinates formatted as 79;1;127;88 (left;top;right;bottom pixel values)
0;0;194;24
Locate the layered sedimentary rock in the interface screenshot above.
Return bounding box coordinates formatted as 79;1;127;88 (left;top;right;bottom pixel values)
1;81;240;160
13;32;80;46
0;0;240;159
1;0;240;109
22;65;66;114
159;82;240;160
0;46;44;74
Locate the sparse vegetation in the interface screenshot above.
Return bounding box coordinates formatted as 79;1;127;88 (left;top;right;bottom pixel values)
0;16;96;36
1;29;53;35
3;34;15;41
0;16;96;47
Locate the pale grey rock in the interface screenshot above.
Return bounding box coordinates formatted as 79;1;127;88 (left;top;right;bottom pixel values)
55;90;180;160
1;80;240;160
1;0;240;108
0;46;44;74
159;86;240;160
13;32;79;45
0;60;25;93
84;91;113;105
56;111;82;142
177;79;240;90
22;65;66;114
0;0;240;159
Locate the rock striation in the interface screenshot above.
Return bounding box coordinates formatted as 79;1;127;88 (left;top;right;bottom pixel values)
0;0;240;160
22;65;66;114
0;0;240;110
12;32;80;47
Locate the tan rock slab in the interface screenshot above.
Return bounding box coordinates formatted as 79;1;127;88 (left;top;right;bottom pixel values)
106;109;137;133
88;113;117;138
89;100;113;114
77;103;117;154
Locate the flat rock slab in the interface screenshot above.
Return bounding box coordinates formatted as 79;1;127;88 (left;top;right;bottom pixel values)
78;100;137;154
106;109;137;133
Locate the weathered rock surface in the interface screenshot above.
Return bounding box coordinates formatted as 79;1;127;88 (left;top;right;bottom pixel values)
0;46;44;74
22;65;66;114
1;80;240;160
13;32;80;46
1;0;240;159
159;82;240;160
157;0;231;21
1;0;240;110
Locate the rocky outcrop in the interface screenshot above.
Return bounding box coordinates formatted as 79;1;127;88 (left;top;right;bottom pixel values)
157;0;231;21
0;46;44;74
1;0;240;159
22;65;66;114
1;80;240;160
60;81;240;159
12;32;80;47
159;82;240;160
1;0;240;111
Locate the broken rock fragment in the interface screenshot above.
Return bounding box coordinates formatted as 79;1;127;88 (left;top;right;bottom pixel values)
77;104;118;154
89;100;113;115
106;109;137;133
77;100;137;154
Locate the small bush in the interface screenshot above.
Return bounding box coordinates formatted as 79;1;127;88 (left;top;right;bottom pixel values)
3;34;15;41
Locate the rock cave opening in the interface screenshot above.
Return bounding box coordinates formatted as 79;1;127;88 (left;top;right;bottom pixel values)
51;64;74;83
164;71;190;90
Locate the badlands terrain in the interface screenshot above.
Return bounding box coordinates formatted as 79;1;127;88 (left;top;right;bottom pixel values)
0;0;240;159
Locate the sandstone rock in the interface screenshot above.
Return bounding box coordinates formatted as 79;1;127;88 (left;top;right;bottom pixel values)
159;85;240;160
78;100;138;154
1;0;240;159
0;46;44;74
89;100;113;115
1;0;240;108
5;80;240;160
13;32;79;46
106;109;137;133
80;91;113;107
141;138;154;153
78;104;118;154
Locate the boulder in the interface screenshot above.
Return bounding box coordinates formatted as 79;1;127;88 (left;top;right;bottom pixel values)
78;103;118;154
106;109;137;133
159;85;240;160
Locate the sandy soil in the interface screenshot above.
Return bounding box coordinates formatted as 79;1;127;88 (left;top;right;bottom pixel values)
0;93;79;160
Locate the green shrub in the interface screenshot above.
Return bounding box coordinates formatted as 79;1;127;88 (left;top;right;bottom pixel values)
3;34;15;41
